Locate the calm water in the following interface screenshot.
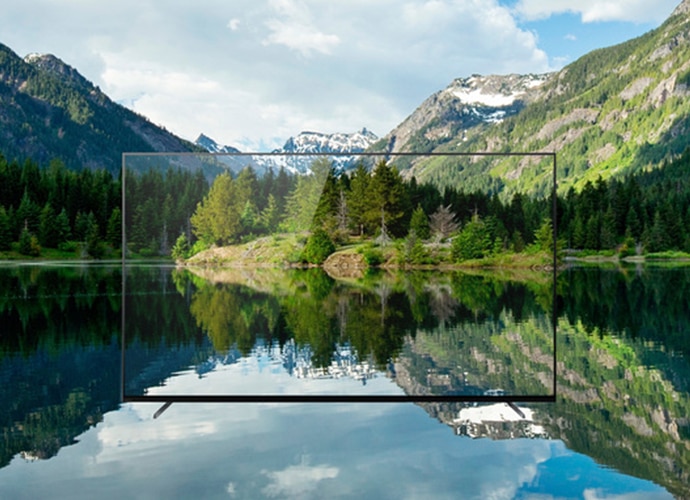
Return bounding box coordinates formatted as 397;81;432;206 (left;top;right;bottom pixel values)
0;262;688;499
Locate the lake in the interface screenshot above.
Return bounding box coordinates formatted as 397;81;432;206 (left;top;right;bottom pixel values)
0;262;687;499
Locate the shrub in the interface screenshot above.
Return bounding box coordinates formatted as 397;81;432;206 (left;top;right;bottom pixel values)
301;228;336;264
19;227;41;257
359;244;384;267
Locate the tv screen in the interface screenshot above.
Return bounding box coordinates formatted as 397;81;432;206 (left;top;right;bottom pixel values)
121;152;557;405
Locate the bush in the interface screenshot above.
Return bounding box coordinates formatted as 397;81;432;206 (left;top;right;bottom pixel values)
619;236;637;258
18;227;41;257
189;239;209;257
171;233;190;260
451;217;491;262
359;244;385;267
301;229;336;264
398;231;430;265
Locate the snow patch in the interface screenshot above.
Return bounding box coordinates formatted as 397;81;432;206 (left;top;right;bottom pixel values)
449;88;520;106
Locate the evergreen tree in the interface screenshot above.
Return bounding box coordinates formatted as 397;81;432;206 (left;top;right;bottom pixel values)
282;159;332;232
301;228;335;264
625;204;642;240
366;160;410;238
452;215;491;261
259;194;281;234
646;210;668;252
18;225;40;256
600;204;617;249
106;208;122;248
0;206;11;251
347;163;370;236
240;200;260;236
38;203;58;248
312;165;339;233
55;208;71;246
409;204;431;240
16;190;40;237
584;213;601;250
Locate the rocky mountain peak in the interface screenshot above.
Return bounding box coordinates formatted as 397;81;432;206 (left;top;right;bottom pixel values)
671;0;690;17
378;72;553;156
445;73;552;107
23;52;92;90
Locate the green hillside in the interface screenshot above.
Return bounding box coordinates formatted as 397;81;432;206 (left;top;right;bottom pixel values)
400;2;690;198
0;43;199;174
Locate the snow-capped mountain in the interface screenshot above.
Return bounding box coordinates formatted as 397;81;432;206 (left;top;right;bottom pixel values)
263;128;378;174
195;128;379;175
377;73;552;156
445;73;549;108
195;133;241;154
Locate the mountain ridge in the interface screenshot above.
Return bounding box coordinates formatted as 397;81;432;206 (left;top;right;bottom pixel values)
0;43;199;173
387;1;690;196
195;128;378;175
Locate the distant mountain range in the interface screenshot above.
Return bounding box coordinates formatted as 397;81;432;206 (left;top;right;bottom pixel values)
2;0;690;193
194;128;378;175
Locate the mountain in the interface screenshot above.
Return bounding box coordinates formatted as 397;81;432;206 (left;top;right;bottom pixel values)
377;0;690;197
195;133;241;154
0;43;199;174
374;73;550;158
196;128;378;175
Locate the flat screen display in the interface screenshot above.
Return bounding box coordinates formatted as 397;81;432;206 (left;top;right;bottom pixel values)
121;152;557;404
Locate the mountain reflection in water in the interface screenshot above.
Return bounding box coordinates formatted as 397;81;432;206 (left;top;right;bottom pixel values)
123;266;554;398
0;263;687;498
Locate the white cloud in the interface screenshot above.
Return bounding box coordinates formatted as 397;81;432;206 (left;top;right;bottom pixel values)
565;33;577;41
0;0;588;149
227;18;241;31
261;464;339;498
583;489;674;500
514;0;678;23
263;0;340;56
263;19;340;56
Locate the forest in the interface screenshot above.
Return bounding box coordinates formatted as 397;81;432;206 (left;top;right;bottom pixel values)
1;149;690;261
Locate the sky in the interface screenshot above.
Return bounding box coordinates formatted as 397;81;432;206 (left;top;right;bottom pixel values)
0;0;681;150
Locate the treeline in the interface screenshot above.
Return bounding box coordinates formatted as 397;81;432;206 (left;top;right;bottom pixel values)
124;167;208;256
0;153;209;258
183;157;553;263
4;148;690;260
558;150;690;254
186;153;690;263
0;155;120;256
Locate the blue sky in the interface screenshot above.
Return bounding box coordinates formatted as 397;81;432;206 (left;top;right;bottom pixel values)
0;0;680;150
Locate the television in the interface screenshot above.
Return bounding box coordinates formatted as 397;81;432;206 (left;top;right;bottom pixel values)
121;151;557;414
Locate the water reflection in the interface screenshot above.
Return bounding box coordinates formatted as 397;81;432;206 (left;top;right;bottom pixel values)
124;266;555;398
0;263;688;498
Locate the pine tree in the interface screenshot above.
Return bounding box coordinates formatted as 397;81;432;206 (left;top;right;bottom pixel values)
106;208;122;248
347;163;370;236
451;214;491;261
409;204;430;240
55;208;71;246
259;194;281;233
38;203;58;248
0;206;11;251
18;225;40;256
366;160;410;238
600;205;617;250
646;210;668;253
